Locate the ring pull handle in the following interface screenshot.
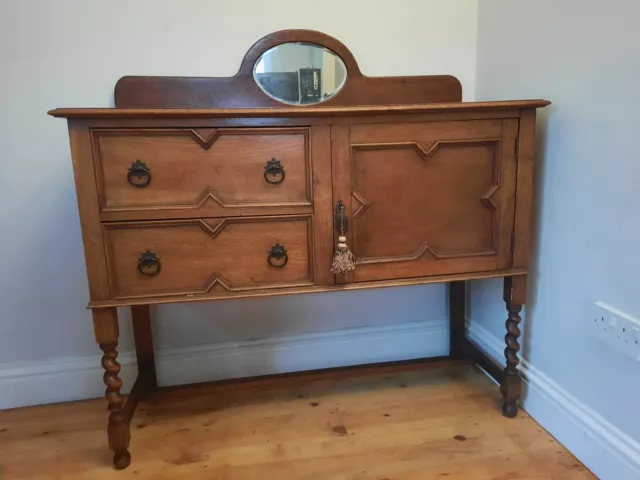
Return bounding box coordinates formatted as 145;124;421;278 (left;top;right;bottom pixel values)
267;244;288;268
138;251;161;276
264;158;285;185
128;160;151;188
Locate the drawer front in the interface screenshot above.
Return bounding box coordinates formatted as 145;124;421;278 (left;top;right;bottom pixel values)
335;120;518;283
93;128;311;220
105;216;313;299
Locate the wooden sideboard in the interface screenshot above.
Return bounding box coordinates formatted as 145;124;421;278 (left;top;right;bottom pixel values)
50;30;550;470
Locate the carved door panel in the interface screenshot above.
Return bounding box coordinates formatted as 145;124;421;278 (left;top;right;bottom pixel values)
332;120;518;283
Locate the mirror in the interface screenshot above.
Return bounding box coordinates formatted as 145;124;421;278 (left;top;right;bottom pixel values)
253;42;347;105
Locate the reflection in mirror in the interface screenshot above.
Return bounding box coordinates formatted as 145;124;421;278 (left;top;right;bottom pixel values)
254;42;347;105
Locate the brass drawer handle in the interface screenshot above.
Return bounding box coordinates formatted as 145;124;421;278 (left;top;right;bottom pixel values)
138;251;161;275
267;244;288;268
264;158;285;185
128;160;151;188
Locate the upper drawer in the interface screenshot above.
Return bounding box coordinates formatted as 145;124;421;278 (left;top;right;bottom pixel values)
92;127;312;220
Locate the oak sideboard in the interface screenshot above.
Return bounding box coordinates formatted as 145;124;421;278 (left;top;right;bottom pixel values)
50;30;550;469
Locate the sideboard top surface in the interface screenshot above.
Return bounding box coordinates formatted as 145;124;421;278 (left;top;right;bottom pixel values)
48;100;550;119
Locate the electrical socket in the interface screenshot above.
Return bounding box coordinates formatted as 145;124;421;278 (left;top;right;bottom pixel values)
592;301;640;362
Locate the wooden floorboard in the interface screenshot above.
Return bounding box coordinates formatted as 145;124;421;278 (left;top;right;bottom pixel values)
0;363;594;479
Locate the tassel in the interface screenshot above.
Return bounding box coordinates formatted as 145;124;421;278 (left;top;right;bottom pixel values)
332;199;356;275
331;235;356;275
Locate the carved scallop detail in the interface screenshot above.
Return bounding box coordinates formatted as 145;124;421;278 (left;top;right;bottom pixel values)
351;191;371;218
190;129;220;150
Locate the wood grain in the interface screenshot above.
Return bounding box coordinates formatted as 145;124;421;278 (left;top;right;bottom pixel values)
346;120;517;282
513;109;538;269
56;110;524;131
131;305;157;389
49;100;550;119
501;275;528;418
93;127;311;221
92;308;119;345
504;274;528;306
104;216;314;299
449;281;467;359
87;269;529;309
0;363;594;479
67;120;111;301
464;338;505;384
309;125;335;285
92;307;131;469
330;124;354;284
497;119;519;267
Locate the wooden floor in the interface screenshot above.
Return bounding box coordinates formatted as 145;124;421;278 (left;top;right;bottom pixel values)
0;362;594;480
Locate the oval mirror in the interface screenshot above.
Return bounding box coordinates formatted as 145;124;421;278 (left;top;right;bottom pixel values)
253;42;347;105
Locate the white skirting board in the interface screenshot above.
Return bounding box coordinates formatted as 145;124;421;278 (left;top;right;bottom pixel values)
467;322;640;480
0;318;448;410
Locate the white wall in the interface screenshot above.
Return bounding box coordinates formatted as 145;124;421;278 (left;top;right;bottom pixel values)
473;1;640;478
0;0;478;407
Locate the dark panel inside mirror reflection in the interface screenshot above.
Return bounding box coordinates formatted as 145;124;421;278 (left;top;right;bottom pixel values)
254;42;347;105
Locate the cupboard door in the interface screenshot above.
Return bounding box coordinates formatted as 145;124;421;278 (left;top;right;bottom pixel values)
332;120;518;283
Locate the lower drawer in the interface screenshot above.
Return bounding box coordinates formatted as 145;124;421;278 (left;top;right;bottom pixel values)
104;216;313;299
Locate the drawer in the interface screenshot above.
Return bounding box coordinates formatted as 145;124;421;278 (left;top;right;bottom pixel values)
92;128;311;220
104;216;314;299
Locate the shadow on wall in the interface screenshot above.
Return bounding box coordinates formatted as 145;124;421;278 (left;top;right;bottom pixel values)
520;105;552;362
153;283;447;345
149;283;448;379
468;105;552;365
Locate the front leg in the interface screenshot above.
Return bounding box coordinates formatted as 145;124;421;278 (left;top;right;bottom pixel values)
500;276;526;418
94;308;131;469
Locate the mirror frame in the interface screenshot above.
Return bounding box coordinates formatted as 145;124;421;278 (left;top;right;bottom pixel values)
115;30;462;108
252;41;349;106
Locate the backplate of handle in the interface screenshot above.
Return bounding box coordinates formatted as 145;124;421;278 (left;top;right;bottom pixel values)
335;200;348;236
267;244;288;268
128;160;151;188
138;251;160;275
264;158;285;185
